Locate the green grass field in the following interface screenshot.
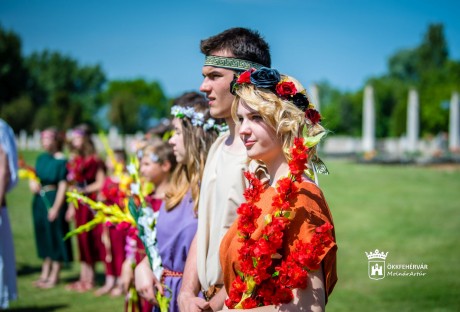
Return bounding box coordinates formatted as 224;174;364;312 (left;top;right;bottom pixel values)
6;152;460;311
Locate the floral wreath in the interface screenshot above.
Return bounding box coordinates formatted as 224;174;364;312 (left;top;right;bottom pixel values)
230;67;322;125
231;67;329;178
170;105;228;133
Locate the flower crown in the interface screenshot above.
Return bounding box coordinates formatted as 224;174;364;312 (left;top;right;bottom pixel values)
231;67;321;124
170;105;227;132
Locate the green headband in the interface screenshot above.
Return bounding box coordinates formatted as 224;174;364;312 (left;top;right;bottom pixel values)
204;55;264;71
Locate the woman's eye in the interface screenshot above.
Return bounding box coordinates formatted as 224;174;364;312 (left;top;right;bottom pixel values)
252;115;263;121
237;117;244;123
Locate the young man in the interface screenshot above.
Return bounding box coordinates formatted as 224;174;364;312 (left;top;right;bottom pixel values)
134;27;271;311
178;27;271;312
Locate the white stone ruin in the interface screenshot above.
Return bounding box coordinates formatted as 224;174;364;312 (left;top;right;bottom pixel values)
449;92;459;151
309;83;320;112
406;89;419;153
362;85;375;153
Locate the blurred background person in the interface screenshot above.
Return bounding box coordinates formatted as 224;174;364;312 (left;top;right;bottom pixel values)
65;124;106;292
28;128;73;289
0;118;19;309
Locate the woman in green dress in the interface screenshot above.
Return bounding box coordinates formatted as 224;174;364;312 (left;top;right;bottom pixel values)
29;128;73;288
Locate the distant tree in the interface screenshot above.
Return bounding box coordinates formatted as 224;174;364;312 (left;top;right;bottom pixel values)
317;81;362;136
388;48;419;83
416;24;448;72
104;79;169;134
0;25;29;130
24;50;106;130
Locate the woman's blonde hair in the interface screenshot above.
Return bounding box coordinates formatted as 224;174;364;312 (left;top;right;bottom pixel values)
231;75;325;162
165;92;221;214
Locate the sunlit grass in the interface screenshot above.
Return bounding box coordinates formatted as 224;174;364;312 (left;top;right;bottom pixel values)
7;153;460;311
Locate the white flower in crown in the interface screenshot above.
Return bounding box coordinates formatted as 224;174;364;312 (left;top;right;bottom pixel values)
150;153;159;163
183;107;195;119
171;105;183;117
203;118;216;131
216;123;229;133
192;112;205;127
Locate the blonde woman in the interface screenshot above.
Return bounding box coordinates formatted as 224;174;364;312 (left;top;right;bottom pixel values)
219;67;337;311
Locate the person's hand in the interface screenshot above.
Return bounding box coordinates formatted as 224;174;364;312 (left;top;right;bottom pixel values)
134;258;159;305
120;259;134;293
29;179;40;193
178;291;210;312
65;203;75;222
48;207;59;222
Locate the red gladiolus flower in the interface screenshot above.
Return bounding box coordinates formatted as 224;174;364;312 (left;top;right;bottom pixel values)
242;298;258;309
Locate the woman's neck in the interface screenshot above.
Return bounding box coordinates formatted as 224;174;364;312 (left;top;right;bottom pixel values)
265;155;290;187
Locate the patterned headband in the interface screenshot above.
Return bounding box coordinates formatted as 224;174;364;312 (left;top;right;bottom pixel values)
204;55;264;72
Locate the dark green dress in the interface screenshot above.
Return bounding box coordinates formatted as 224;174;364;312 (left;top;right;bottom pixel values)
32;153;73;262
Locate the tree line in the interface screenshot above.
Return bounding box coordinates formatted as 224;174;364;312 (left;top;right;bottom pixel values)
1;23;459;137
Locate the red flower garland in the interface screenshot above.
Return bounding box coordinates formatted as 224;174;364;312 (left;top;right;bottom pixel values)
225;137;334;308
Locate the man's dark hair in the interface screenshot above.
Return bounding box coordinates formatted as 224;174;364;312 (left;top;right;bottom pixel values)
200;27;271;68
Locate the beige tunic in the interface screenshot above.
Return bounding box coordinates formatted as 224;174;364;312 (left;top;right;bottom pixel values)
196;132;247;290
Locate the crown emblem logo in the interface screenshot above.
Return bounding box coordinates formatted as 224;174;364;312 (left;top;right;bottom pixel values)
365;249;388;260
365;249;388;280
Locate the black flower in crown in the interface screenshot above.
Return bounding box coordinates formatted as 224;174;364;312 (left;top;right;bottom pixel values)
292;93;310;111
249;67;281;89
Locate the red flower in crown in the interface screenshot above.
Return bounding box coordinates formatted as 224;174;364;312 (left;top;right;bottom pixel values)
305;108;321;124
276;81;297;97
237;68;255;84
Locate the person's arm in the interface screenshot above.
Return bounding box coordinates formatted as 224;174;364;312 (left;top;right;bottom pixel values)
28;179;41;193
0;146;8;205
80;168;105;194
178;233;210;312
217;267;325;312
209;286;227;311
48;180;67;222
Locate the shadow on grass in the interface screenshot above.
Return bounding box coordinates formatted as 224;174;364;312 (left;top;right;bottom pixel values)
59;271;106;285
7;304;69;311
16;263;41;276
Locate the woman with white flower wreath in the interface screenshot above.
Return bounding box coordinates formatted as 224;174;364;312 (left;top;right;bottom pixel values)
135;91;224;312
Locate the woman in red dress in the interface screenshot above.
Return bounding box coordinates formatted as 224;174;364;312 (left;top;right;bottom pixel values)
65;124;106;292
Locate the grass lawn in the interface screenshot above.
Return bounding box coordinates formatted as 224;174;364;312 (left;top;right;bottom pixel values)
6;152;460;311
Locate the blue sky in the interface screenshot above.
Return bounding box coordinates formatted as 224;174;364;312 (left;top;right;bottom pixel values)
1;0;459;98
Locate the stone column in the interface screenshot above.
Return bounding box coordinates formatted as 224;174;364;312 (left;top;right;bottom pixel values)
362;85;375;152
310;83;320;112
406;89;419;152
449;92;460;151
